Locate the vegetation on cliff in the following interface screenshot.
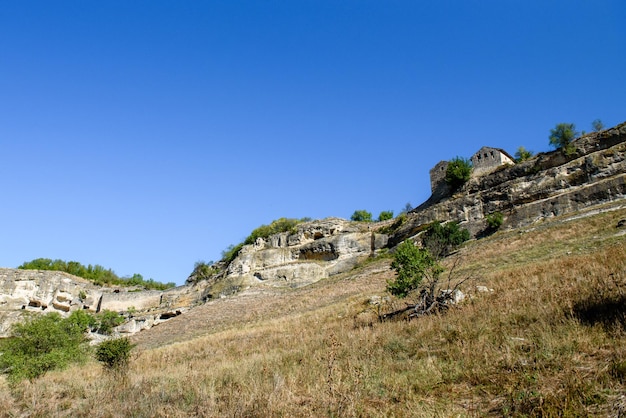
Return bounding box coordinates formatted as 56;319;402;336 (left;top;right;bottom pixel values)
17;258;175;290
220;217;311;264
444;156;473;190
549;122;579;156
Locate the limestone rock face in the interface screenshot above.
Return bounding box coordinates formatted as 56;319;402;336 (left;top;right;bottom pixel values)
391;122;626;245
0;269;105;337
100;290;163;312
226;218;388;288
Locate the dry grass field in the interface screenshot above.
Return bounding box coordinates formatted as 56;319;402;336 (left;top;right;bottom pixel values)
1;203;625;417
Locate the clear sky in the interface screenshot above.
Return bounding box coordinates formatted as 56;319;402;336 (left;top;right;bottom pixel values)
1;1;625;285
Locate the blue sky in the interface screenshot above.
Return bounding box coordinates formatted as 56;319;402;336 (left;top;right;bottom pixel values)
1;1;625;285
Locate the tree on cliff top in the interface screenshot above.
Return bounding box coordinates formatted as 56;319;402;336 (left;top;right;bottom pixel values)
444;157;472;190
549;123;578;156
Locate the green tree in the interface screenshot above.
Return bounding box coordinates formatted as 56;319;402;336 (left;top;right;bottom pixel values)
0;312;92;383
422;221;470;258
377;210;394;222
350;210;373;222
514;146;534;162
592;119;604;132
445;157;472;190
549;123;578;156
387;240;443;298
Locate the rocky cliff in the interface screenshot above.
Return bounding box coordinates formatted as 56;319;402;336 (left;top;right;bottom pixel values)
387;122;626;245
1;121;624;338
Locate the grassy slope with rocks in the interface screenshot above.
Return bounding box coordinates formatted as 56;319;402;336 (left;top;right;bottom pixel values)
0;201;625;417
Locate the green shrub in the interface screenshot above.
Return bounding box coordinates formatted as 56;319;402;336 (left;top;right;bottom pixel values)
95;337;135;371
188;260;219;283
220;217;310;264
387;240;443;298
350;210;373;222
549;123;578;156
221;243;245;264
379;213;407;235
244;217;308;245
422;221;470;258
94;310;125;335
486;212;504;230
445;157;472;190
378;211;394;222
0;313;92;383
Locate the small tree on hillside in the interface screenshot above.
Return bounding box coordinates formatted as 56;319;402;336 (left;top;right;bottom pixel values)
96;337;135;373
351;210;373;222
445;157;472;190
592;119;604;132
378;210;394;222
549;123;578;156
514;146;534;162
385;241;471;320
387;240;443;298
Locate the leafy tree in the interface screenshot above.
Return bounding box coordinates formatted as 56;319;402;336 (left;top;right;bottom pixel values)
400;202;413;214
387;240;443;298
0;312;92;383
445;157;472;190
549;123;578;156
95;337;135;371
350;210;373;222
422;221;470;258
378;211;394;222
592;119;604;132
514;146;534;162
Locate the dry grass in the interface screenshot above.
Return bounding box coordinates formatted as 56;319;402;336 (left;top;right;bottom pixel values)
1;204;625;417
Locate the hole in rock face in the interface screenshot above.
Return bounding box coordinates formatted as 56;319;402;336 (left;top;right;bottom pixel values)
298;245;339;261
313;232;324;240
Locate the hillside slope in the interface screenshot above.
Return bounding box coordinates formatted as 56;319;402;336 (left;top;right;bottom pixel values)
1;199;624;417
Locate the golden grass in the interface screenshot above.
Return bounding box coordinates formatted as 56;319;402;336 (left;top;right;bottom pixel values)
1;204;625;417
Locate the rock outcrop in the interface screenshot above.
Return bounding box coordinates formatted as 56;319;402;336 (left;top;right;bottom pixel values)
389;122;626;244
225;218;388;288
0;269;103;336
